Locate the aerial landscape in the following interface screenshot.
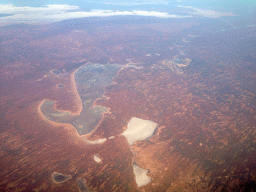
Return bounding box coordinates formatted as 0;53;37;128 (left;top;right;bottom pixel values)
0;0;256;191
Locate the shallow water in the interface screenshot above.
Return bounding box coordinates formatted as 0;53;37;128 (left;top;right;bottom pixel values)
41;64;124;135
52;172;71;183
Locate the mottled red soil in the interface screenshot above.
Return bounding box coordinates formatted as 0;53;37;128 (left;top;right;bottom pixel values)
0;18;255;192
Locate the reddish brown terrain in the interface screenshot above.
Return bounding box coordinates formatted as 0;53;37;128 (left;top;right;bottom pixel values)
0;17;256;192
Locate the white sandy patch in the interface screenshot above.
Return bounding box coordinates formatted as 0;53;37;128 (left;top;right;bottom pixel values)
108;136;115;140
84;138;107;145
122;117;158;145
99;0;169;6
133;164;152;187
93;154;102;163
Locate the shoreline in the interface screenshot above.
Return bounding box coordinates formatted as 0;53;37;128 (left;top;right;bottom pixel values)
35;65;89;145
44;66;84;116
37;100;83;137
67;66;83;115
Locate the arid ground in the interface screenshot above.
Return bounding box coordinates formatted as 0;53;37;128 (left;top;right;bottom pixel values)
1;16;256;191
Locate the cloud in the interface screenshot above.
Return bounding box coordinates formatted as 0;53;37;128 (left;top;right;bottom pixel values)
96;0;170;6
176;5;236;18
0;4;191;26
0;4;79;14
